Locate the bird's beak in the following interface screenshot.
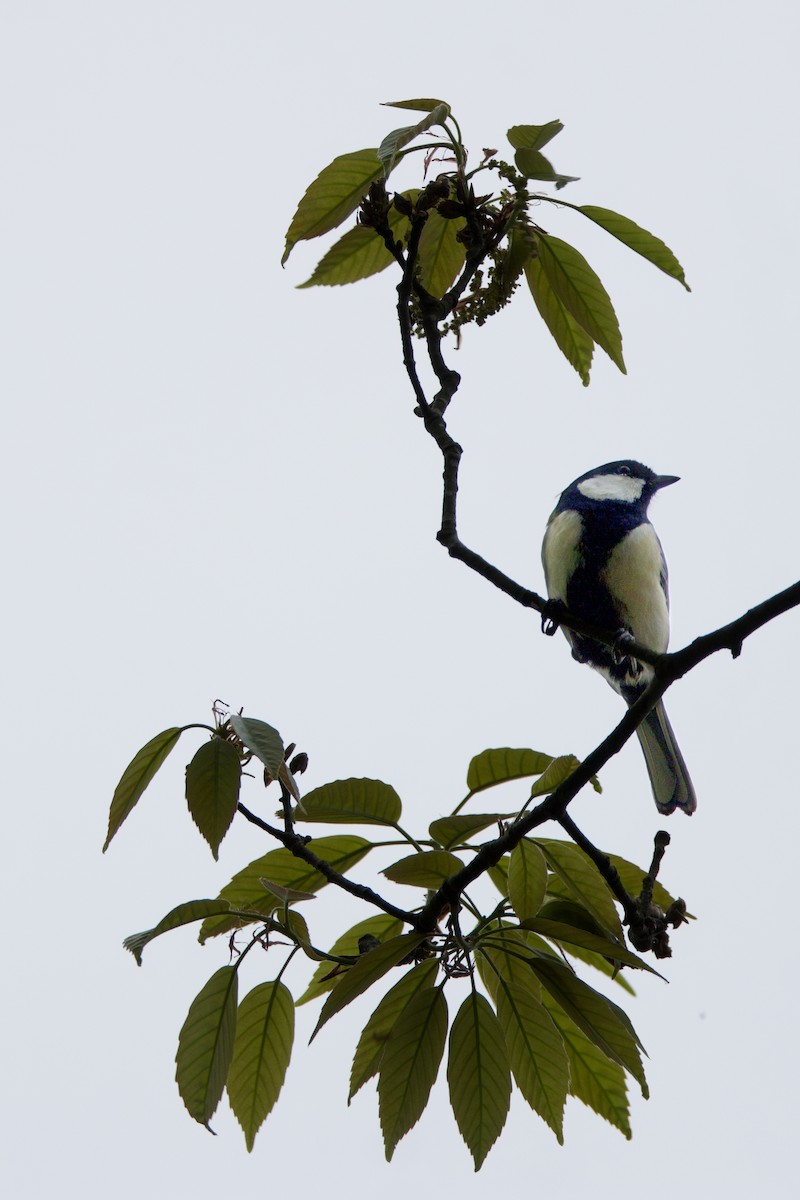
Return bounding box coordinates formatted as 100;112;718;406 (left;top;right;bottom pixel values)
654;474;680;490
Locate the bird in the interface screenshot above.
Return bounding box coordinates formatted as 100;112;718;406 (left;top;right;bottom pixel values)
541;459;696;815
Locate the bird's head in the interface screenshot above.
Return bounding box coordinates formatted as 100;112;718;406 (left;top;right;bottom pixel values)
562;460;680;509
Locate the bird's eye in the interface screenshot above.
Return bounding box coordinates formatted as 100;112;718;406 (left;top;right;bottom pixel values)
618;465;631;475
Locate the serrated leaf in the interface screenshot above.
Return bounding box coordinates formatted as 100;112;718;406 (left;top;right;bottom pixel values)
428;813;509;850
383;850;464;888
175;966;238;1128
536;234;626;372
530;958;648;1097
417;209;466;298
542;995;631;1137
378;103;450;179
185;737;241;860
522;917;662;977
525;255;594;386
383;98;451;114
447;993;511;1170
296;913;404;1006
311;934;425;1041
514;148;579;189
379;985;448;1160
578;205;690;290
282;149;384;264
227;981;294;1152
125;899;236;966
299;194;416;288
350;959;439;1100
495;979;568;1142
296;777;403;826
198;836;372;942
508;839;548;922
476;929;552;1002
507;121;564;152
103;727;183;851
466;748;554;797
536;839;624;942
228;715;284;779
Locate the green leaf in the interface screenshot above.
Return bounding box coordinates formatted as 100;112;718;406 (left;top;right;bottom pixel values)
542;995;631;1137
476;929;552;1002
466;748;554;797
525;255;594;386
350;959;439;1100
282;149;384;264
175;966;238;1128
311;934;425;1041
125;899;236;965
185;737;241;860
296;913;404;1006
417;209;466;298
514;148;579;189
536;234;626;372
507;839;548;922
522;917;662;976
103;727;183;851
296;777;403;826
530;958;648;1097
378;103;451;179
486;855;510;897
447;993;511;1170
198;836;372;942
382;849;464;888
383;98;451;114
578;205;690;290
379;986;448;1160
428;813;509;850
496;224;535;303
228;715;284;779
529;754;601;798
507;121;564;152
227;981;294;1152
536;839;624;941
495;979;568;1142
534;899;636;988
299;194;416;288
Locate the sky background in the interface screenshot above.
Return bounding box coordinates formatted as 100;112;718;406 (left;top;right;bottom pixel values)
3;2;799;1197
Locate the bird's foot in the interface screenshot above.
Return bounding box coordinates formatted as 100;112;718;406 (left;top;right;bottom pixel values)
612;628;642;677
541;598;567;637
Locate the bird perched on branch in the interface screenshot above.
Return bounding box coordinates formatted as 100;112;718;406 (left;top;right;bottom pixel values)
542;459;696;815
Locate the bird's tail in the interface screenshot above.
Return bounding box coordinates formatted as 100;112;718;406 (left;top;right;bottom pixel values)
636;699;697;815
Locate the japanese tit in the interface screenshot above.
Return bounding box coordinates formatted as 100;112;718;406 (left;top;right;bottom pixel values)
542;459;696;815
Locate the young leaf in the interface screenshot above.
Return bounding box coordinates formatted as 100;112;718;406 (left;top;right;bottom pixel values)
578;205;690;290
299;194;416;288
507;839;548;922
282;149;384;264
103;727;183;851
124;899;235;965
530;958;648;1097
379;986;448;1160
417;209;466;299
465;748;554;797
296;777;403;826
258;879;317;904
296;913;404;1006
495;224;535;303
495;979;569;1142
383;98;451;114
542;995;631;1137
447;993;511;1170
311;934;426;1041
536;839;625;941
185;737;241;860
198;836;373;942
428;813;509;850
382;850;464;888
536;234;626;373
228;715;284;779
378;103;450;179
350;959;439;1101
525;254;594;385
507;121;564;152
514;148;579;189
175;966;238;1128
227;981;294;1152
529;754;602;798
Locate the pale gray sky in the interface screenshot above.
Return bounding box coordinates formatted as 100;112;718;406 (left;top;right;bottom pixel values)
4;3;799;1197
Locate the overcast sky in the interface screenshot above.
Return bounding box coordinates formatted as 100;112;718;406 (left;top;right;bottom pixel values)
4;3;799;1197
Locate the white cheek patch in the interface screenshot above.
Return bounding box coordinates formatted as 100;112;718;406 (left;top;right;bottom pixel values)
602;524;670;653
578;474;646;503
542;508;583;601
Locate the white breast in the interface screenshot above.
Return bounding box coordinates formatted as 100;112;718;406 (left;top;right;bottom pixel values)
542;508;583;602
602;523;670;653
